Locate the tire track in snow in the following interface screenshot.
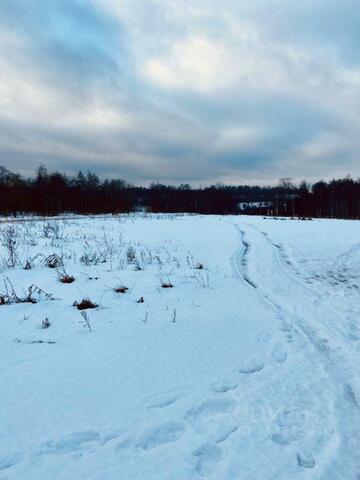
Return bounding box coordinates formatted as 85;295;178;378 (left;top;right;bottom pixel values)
230;224;258;290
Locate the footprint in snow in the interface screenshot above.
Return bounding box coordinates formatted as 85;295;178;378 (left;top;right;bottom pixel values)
146;394;180;409
271;342;288;364
193;444;222;477
186;398;236;423
347;320;360;342
113;434;134;453
271;407;307;445
215;420;240;444
238;359;265;375
0;454;20;471
279;316;293;333
349;433;360;451
137;422;186;451
39;430;100;455
297;450;316;469
211;377;239;394
101;428;132;447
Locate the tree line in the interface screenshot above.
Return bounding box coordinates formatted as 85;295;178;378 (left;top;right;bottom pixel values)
1;166;360;219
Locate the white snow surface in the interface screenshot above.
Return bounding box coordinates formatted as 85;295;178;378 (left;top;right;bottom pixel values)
0;214;359;479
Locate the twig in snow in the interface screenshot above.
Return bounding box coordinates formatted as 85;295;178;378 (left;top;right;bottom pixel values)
80;310;92;332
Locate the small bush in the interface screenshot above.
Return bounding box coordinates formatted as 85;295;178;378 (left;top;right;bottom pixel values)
1;225;19;267
23;259;32;270
60;275;75;284
43;221;62;240
126;246;136;264
73;298;98;310
41;318;51;329
115;286;128;294
22;253;43;271
134;259;143;271
58;269;75;283
43;254;63;269
0;278;54;305
80;251;100;266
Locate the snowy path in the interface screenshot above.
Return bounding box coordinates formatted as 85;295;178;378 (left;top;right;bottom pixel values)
238;218;360;479
0;215;359;479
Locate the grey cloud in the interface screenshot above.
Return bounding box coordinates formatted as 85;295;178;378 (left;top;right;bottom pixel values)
0;0;360;185
239;0;360;65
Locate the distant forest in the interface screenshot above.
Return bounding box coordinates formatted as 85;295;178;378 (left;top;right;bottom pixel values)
1;165;360;219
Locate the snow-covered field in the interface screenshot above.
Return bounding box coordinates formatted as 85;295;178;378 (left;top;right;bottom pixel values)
0;214;359;479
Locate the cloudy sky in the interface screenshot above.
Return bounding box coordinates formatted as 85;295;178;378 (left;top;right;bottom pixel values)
0;0;359;185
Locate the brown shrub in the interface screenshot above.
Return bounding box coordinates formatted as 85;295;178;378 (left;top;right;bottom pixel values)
73;298;98;310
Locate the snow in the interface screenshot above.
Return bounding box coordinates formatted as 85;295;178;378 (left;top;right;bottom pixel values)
0;214;359;479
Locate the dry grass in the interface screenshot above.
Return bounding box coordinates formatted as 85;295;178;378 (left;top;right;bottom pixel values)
73;298;98;310
59;274;75;284
115;286;129;294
